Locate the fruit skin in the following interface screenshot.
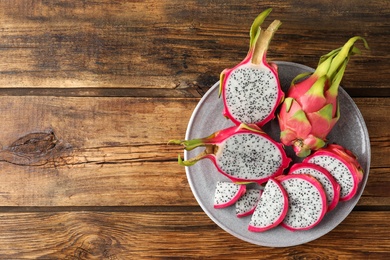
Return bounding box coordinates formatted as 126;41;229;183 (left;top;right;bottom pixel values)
248;178;288;232
235;189;262;218
169;123;291;184
323;144;364;182
277;174;328;231
278;36;369;157
289;162;341;212
219;8;284;127
214;181;247;209
304;144;363;201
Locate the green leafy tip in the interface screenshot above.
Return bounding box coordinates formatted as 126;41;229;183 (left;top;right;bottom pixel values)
249;8;272;48
297;147;311;158
239;123;264;134
251;19;281;65
168;138;204;151
326;36;369;79
168;139;182;145
219;70;226;97
283;97;294;113
291;72;312;85
315;36;369;80
178;154;197;166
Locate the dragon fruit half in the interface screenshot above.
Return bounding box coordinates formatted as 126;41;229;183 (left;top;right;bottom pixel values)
278;36;369;157
277;174;328;231
219;8;284;127
214;181;246;209
304;144;363;201
169;124;291;184
289;162;341;212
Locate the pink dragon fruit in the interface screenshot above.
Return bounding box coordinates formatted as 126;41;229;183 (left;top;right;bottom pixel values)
278;36;369;157
304;144;363;201
248;178;288;232
219;8;284;127
289;162;341;212
169;124;291;184
277;174;327;231
214;181;246;209
235;189;262;218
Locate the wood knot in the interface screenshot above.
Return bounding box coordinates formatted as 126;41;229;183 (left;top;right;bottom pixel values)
0;129;72;166
67;235;120;259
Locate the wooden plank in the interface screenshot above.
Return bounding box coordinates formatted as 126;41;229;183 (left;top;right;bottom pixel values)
0;96;197;206
0;211;388;259
355;98;390;168
0;0;387;91
0;97;386;207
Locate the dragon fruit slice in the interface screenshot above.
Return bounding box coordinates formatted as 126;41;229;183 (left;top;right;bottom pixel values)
235;189;262;218
248;178;288;232
278;36;369;157
219;8;284;127
214;181;246;209
289;162;341;212
277;174;327;231
304;144;363;201
169;124;291;184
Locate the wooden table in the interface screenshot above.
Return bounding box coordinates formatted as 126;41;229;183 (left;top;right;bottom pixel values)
0;1;388;259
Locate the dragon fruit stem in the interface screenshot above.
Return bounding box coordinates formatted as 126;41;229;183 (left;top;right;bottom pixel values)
218;9;272;97
250;8;273;48
168;138;205;151
170;137;218;166
178;145;215;166
251;19;281;65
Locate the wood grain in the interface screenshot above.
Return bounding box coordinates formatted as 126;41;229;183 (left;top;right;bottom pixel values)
0;0;388;257
0;211;387;259
0;0;388;93
0;97;386;207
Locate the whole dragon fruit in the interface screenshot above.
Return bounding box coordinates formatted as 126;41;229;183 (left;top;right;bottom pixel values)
278;36;369;157
169;124;291;184
304;144;364;201
219;8;284;127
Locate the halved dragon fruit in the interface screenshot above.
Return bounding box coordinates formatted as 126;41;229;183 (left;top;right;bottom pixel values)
304;144;364;201
219;8;284;127
169;124;291;184
235;189;262;218
214;181;246;209
277;174;327;231
289;162;341;211
248;178;288;232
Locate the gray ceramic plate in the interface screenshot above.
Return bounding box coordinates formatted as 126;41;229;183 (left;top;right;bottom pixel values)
184;61;370;247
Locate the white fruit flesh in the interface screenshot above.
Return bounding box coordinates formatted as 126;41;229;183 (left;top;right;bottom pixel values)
225;64;278;124
215;133;283;181
214;181;246;209
248;179;287;231
307;155;354;199
236;189;262;217
280;175;326;230
290;167;335;208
